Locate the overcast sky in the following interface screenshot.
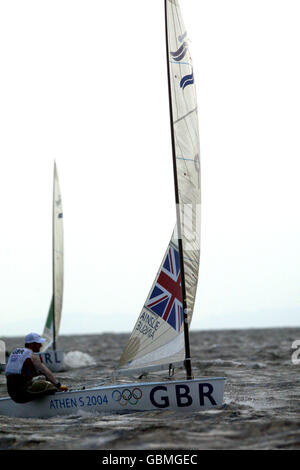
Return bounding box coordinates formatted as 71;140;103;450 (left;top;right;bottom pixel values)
0;0;299;338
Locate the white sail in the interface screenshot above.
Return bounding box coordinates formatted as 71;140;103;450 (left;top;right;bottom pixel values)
118;0;200;375
167;0;201;326
41;162;64;351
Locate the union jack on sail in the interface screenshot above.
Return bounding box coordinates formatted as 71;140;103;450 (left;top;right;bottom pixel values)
146;245;183;331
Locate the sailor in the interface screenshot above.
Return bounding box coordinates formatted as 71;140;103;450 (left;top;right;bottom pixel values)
5;332;68;404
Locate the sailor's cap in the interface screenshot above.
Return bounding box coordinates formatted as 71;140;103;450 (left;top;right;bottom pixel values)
25;332;46;344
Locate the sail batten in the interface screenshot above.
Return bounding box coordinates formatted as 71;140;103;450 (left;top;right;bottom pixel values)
118;0;200;377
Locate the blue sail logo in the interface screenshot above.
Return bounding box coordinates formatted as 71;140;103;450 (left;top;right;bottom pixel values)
170;42;188;62
180;71;194;90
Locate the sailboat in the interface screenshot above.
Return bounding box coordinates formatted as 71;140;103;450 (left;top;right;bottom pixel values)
39;161;65;372
0;0;224;418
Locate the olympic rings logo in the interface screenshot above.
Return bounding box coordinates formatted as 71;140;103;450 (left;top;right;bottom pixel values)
112;388;143;406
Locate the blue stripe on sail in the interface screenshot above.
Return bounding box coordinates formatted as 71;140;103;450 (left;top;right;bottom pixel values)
170;42;186;57
180;72;194;90
173;49;187;62
170;42;187;61
181;78;194;89
176;157;194;161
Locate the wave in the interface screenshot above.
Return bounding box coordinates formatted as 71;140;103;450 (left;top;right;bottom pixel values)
64;351;96;369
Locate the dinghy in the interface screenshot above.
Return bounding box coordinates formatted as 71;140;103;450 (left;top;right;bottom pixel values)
0;0;225;418
39;162;65;372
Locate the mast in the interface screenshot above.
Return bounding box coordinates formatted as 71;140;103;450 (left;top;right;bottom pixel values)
164;0;192;380
52;161;57;351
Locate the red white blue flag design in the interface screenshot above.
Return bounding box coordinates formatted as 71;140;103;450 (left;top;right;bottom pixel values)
146;245;183;331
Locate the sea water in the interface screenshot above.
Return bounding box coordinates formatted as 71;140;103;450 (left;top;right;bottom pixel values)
0;328;299;450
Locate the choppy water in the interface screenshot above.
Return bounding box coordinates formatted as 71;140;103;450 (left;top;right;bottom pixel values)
0;327;300;450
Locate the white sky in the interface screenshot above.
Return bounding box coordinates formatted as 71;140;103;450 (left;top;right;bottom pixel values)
0;0;299;338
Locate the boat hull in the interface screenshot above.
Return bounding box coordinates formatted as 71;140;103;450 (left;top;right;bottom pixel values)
39;350;65;372
0;377;225;418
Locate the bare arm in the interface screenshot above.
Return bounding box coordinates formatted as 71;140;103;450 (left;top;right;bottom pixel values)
31;355;59;386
